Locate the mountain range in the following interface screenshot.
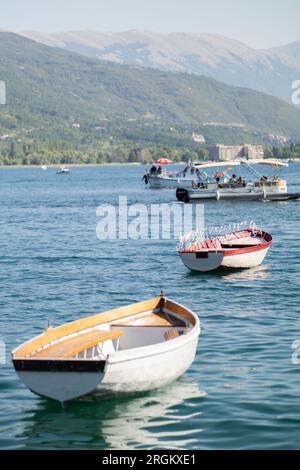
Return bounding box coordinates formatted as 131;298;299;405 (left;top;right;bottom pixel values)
19;30;300;104
0;31;300;158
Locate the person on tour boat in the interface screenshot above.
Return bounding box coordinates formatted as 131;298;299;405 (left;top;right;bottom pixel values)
237;176;246;187
229;174;239;187
260;175;268;184
182;166;188;177
150;164;157;175
142;169;149;184
157;166;162;175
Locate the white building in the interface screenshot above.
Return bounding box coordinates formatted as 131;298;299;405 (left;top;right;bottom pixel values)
208;144;264;161
192;132;206;144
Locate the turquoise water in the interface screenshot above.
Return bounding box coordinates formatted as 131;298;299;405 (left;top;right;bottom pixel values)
0;164;299;450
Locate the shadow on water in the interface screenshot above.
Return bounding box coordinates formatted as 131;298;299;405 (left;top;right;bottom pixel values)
17;380;206;450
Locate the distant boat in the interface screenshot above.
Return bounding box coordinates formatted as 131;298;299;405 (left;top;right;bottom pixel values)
57;166;71;174
41;165;47;170
178;221;272;272
147;160;200;189
176;159;300;202
12;293;200;402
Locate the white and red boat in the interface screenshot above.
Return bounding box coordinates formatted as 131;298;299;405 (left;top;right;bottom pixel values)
178;222;272;272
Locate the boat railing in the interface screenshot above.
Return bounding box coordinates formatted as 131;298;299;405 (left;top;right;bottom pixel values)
254;180;283;187
191;177;286;191
178;220;260;251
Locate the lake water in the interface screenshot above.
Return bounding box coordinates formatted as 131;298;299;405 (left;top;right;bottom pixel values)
0;164;300;450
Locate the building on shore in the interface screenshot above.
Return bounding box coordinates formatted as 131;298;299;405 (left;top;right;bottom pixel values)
192;132;206;144
207;144;264;161
244;144;264;160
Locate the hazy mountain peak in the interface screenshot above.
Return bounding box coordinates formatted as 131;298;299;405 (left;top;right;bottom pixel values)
18;30;300;103
271;39;300;62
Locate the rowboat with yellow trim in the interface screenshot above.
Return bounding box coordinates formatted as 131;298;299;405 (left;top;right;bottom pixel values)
12;294;200;402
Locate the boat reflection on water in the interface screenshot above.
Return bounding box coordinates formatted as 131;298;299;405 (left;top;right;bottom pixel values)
219;265;271;282
18;380;206;450
185;264;270;282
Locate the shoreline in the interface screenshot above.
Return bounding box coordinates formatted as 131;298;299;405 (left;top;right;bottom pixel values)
1;159;299;170
0;162;145;169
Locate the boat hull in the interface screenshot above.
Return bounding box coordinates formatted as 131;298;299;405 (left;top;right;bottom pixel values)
177;187;300;202
13;330;199;402
149;177;196;189
16;370;104;402
264;192;300;201
177;188;264;202
180;245;270;272
222;245;271;268
13;359;105;402
180;251;224;272
100;332;199;393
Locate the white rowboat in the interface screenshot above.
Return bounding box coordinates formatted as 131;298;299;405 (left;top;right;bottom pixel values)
178;223;272;272
12;294;200;402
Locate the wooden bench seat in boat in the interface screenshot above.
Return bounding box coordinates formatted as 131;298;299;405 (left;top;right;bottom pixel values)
113;312;186;327
13;297;196;361
31;329;124;359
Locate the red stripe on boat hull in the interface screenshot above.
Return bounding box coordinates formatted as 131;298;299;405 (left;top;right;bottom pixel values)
223;241;272;257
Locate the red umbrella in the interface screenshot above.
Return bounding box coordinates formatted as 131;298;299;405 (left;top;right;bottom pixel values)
154;158;173;165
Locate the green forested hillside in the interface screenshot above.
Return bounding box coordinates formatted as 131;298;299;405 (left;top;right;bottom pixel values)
0;32;300;164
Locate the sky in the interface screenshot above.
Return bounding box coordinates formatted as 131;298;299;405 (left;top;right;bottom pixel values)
0;0;299;49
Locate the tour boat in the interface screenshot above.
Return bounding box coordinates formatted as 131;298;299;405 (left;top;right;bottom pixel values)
12;294;200;402
178;222;272;272
176;160;300;202
146;161;203;189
